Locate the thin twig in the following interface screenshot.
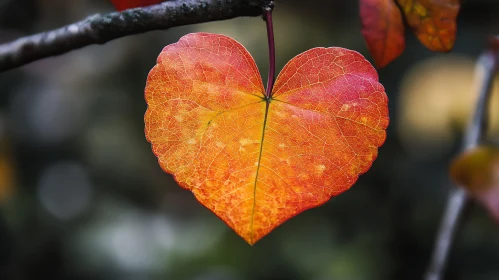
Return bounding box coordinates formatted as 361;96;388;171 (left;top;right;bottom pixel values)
0;0;266;72
263;1;275;99
425;50;498;280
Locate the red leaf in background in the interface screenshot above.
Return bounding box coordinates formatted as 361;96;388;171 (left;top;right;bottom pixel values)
360;0;405;68
110;0;162;11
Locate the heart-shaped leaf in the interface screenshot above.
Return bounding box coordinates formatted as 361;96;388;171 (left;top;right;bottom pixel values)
144;33;389;244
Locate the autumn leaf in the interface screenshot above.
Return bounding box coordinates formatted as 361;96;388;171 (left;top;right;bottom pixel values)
0;154;13;204
110;0;162;11
396;0;460;52
0;139;14;204
144;33;389;244
360;0;405;68
450;146;499;222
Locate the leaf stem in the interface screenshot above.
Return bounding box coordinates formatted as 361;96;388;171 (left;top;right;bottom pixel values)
264;2;276;99
424;50;498;280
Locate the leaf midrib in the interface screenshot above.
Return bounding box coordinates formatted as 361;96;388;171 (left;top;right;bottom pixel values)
249;98;271;244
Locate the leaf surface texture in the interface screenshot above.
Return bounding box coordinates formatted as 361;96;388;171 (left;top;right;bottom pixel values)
145;33;389;244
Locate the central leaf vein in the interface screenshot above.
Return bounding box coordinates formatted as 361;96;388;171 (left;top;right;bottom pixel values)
250;99;271;243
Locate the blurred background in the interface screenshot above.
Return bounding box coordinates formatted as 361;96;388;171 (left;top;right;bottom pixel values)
1;0;499;279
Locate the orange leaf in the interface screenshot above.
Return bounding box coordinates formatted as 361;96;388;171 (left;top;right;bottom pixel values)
396;0;460;52
450;146;499;221
110;0;162;11
0;138;14;204
360;0;405;68
144;33;389;244
0;154;14;204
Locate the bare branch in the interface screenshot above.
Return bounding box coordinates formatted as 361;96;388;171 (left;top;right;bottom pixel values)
464;52;497;148
0;0;267;72
425;50;498;280
425;188;467;280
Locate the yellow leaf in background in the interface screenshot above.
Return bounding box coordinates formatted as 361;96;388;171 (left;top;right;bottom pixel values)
450;146;499;221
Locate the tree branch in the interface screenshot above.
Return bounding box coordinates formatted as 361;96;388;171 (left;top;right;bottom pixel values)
0;0;267;72
424;50;498;280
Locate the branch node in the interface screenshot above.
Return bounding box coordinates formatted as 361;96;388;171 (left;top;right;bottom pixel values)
263;1;275;14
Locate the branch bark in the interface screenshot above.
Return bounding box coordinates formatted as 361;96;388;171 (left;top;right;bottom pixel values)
424;50;498;280
0;0;267;72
